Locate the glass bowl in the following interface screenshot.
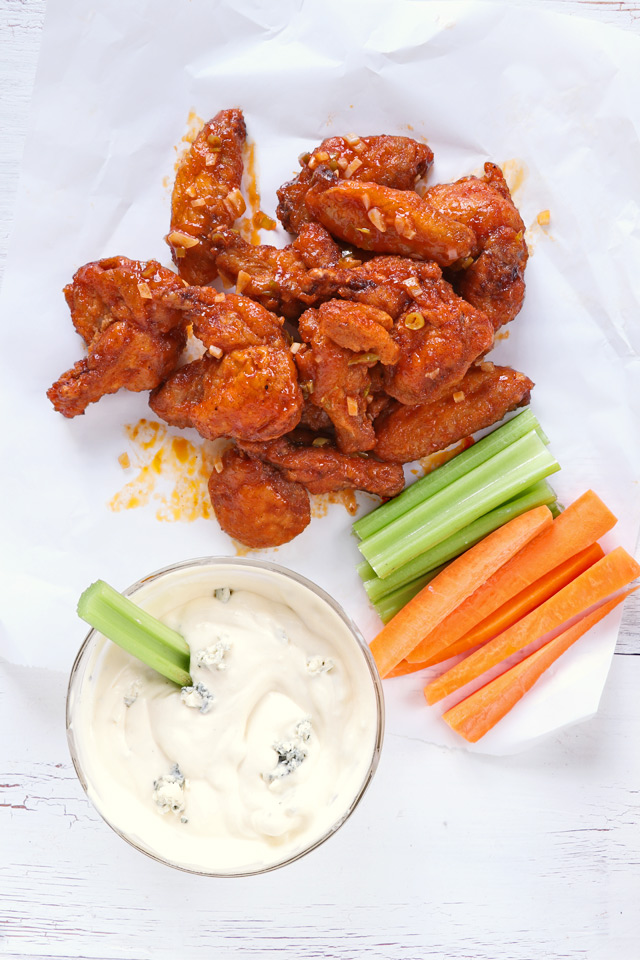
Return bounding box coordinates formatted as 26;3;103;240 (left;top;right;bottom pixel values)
66;557;384;877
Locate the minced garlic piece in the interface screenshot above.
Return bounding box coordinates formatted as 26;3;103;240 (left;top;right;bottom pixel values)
367;207;386;232
343;157;363;179
235;270;251;294
168;231;200;249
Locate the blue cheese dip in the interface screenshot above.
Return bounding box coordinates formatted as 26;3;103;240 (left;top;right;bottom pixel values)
68;560;383;875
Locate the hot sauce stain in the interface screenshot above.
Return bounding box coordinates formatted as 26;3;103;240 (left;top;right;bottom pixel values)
174;111;205;170
109;419;218;522
501;158;527;198
239;141;263;245
419;437;475;475
310;490;359;518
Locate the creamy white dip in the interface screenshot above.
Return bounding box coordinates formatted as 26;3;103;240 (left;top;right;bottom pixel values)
68;561;382;875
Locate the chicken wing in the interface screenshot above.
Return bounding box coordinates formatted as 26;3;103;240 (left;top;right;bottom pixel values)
316;300;399;365
277;134;434;233
213;222;342;319
167;108;247;285
306;255;444;318
47;257;187;418
383;278;495;406
149;344;303;442
208;447;310;548
426;163;528;328
239;435;405;498
306;180;476;266
374;363;534;462
160;288;287;353
295;333;373;453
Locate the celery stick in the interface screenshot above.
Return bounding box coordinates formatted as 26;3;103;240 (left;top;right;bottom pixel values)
77;580;192;687
374;568;445;624
358;430;559;578
352;409;546;541
362;480;557;601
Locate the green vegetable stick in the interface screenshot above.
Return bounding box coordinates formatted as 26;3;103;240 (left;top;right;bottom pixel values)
352;408;547;542
77;580;192;687
358;430;559;578
362;481;558;603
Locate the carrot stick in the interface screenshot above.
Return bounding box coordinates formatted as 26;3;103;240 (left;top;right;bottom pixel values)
369;505;553;678
442;589;636;742
406;490;616;664
387;658;432;678
432;543;605;663
393;544;604;676
424;546;640;704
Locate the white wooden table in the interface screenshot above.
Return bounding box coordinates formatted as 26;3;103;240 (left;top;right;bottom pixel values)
1;3;639;958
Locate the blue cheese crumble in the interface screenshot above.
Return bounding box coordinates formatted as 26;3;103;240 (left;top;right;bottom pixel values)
264;719;313;782
153;764;187;817
195;637;231;671
180;681;215;714
306;656;335;675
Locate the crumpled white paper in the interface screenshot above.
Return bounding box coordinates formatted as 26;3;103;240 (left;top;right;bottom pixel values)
1;0;639;754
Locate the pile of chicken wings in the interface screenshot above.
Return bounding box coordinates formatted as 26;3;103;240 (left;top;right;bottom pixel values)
48;108;534;548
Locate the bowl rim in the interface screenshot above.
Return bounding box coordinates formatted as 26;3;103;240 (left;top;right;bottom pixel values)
66;555;385;878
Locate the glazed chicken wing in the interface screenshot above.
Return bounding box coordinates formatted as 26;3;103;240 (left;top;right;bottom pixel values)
306;180;476;266
149;345;303;443
213;222;343;319
239;436;405;498
167;108;247;285
374;363;534;462
208;447;310;548
277;134;434;233
306;255;444;318
426;163;528;328
383;277;495;406
47;257;187;418
161;288;287;352
295;313;375;454
315;300;399;365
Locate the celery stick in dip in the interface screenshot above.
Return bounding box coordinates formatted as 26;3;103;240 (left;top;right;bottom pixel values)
67;560;382;875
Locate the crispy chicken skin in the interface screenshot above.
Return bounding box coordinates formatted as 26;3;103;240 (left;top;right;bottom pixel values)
277;134;434;233
306;180;476;266
374;364;534;463
426;163;528;328
316;300;399;365
307;255;444;318
161;288;287;352
239;436;405;498
383;278;495;406
149;345;303;443
208;447;310;548
296;310;376;454
167;108;246;285
213;222;342;319
47;257;187;418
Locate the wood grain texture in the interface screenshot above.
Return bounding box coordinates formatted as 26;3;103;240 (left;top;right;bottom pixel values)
1;3;639;959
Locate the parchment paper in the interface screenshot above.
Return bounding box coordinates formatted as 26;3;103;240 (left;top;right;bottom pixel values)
1;0;639;754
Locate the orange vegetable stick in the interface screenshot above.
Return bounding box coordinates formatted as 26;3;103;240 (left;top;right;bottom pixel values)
388;543;601;677
432;543;605;664
443;589;636;742
394;562;603;679
424;546;640;704
369;505;553;678
387;658;429;678
407;490;616;663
